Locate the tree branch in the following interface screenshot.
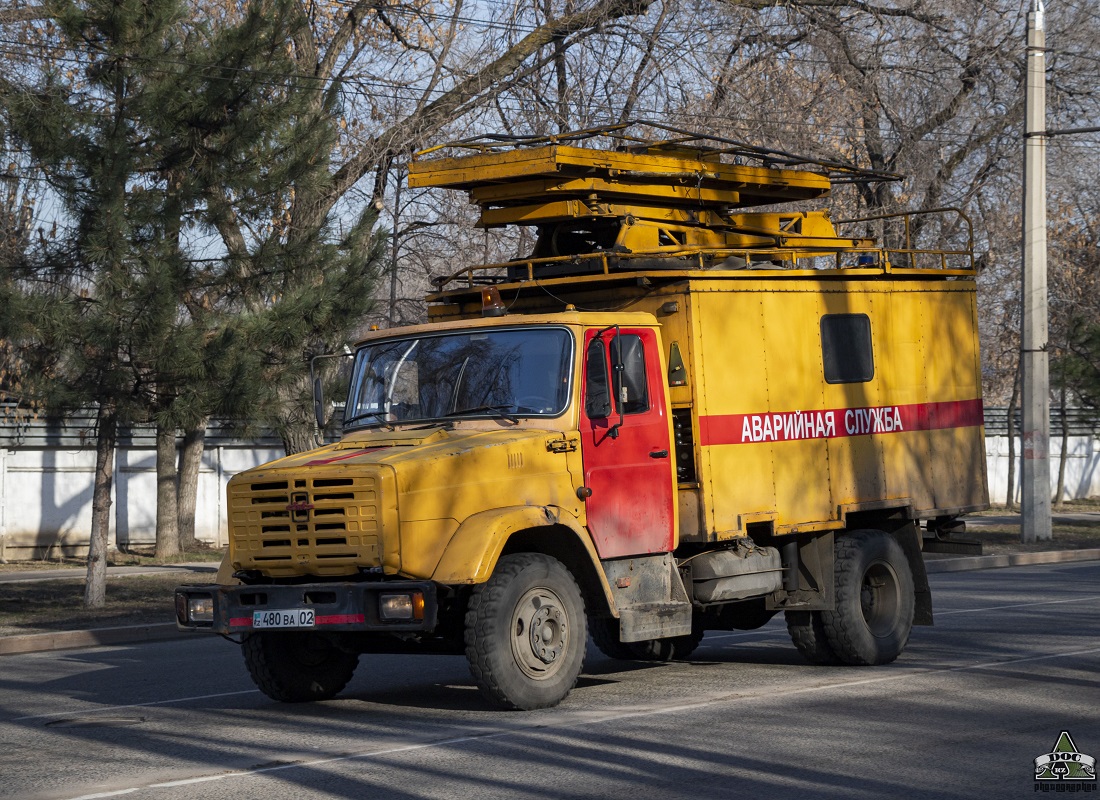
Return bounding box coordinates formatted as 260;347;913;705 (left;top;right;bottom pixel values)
722;0;943;26
329;0;657;201
316;0;385;84
616;1;669;125
0;5;49;24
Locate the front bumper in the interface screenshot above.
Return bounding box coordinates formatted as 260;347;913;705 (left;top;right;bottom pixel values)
175;581;439;635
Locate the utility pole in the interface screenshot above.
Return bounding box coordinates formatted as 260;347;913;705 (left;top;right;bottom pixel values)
390;167;403;327
1021;0;1051;543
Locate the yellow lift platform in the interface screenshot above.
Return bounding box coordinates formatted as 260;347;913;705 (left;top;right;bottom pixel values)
406;122;974;290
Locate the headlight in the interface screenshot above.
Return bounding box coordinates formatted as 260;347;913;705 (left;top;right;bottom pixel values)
187;595;215;624
379;592;424;621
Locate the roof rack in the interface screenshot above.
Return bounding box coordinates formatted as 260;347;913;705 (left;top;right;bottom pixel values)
407;123;973;295
413;120;902;186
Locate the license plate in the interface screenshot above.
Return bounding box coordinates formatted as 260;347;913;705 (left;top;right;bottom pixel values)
253;609;315;629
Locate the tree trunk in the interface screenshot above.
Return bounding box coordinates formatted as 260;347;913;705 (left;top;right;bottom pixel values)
279;377;322;455
155;422;180;559
1005;367;1020;510
1055;382;1068;510
389;170;401;326
177;418;208;552
281;421;322;455
84;403;117;608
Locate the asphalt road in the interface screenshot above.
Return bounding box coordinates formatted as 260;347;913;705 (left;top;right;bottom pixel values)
1;562;1098;800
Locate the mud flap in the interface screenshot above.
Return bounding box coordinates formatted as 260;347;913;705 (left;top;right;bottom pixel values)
896;522;933;625
601;554;693;642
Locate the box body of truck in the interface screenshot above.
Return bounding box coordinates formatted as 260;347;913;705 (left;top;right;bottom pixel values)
177;126;988;710
429;275;988;545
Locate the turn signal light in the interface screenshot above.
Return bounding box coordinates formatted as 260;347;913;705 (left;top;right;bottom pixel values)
379;592;425;621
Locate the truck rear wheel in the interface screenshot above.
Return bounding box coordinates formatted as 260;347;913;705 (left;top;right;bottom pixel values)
242;631;359;702
822;530;915;665
785;611;840;665
590;616;703;661
589;616;637;660
465;553;587;710
626;630;704;661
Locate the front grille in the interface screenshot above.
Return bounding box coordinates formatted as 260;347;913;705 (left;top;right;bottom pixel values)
228;473;383;574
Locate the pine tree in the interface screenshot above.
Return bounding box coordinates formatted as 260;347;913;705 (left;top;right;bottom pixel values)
0;0;191;603
0;0;382;602
1061;322;1100;410
189;0;384;454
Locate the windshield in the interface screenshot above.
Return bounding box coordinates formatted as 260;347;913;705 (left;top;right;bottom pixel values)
344;327;574;428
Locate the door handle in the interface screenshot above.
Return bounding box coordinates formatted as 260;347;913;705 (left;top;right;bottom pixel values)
649;449;669;459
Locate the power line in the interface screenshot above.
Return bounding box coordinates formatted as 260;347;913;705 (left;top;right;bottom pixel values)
0;36;1092;133
0;4;1092;169
1;7;1098;81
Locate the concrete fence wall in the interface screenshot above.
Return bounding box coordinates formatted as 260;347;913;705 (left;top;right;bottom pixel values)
0;443;284;559
0;409;285;560
986;435;1100;507
1;409;1098;560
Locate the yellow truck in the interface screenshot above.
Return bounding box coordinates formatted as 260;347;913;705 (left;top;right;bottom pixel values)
176;125;988;710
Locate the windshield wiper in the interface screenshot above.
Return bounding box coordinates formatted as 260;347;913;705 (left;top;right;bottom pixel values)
444;404;518;423
342;412;394;430
409;421;454;430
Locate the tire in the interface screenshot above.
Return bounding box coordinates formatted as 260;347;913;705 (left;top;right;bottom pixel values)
242;631;359;702
821;530;916;666
785;610;840;665
465;553;587;710
589;616;638;660
590;616;703;661
725;599;776;631
626;629;704;661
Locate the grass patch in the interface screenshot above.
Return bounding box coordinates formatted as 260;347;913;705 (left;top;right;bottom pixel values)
980;498;1100;514
0;574;200;636
963;519;1100;555
0;546;224;572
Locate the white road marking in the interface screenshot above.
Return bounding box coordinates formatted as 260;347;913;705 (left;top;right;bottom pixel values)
937;594;1100;615
60;642;1100;799
12;690;260;722
704;630;783;641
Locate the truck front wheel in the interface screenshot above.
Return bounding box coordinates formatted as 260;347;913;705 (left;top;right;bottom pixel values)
465;553;587;710
822;530;915;665
242;631;359;703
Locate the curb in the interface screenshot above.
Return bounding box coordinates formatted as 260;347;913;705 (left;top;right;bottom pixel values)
0;623;187;656
925;548;1100;574
3;550;1099;656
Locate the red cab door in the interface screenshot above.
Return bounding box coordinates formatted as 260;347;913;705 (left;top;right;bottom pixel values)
579;327;675;559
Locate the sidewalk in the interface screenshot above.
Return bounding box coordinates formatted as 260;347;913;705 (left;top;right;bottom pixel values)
923;547;1100;573
1;547;1098;657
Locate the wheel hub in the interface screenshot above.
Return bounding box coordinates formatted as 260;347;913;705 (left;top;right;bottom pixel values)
529;605;566;663
860;560;901;637
510;588;570;679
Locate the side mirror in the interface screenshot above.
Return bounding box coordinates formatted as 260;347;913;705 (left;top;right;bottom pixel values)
313;375;325;432
584;338;612;419
310;344;354;434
